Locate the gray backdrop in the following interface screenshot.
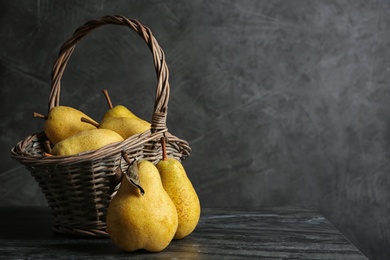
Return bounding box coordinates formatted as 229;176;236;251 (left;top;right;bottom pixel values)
1;1;389;259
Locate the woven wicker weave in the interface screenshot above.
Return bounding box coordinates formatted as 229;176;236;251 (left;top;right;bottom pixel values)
10;15;191;237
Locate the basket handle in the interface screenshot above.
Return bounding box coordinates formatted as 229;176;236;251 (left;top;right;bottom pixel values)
49;15;170;131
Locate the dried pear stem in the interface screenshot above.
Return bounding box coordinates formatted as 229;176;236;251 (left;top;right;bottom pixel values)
33;112;48;120
102;89;113;109
161;137;168;161
44;140;52;154
80;117;100;127
122;151;132;165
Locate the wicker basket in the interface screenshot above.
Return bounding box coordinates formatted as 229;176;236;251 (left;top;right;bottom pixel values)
10;15;191;237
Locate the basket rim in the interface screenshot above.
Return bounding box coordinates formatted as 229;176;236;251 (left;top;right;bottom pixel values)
10;128;192;166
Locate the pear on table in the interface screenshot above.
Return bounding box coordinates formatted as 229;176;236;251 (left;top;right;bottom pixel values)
106;160;178;252
156;137;201;239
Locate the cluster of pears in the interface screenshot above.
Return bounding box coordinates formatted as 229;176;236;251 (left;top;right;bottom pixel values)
34;89;201;252
35;90;151;156
106;138;201;252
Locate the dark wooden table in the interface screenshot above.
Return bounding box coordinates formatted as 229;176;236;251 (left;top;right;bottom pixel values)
0;206;367;259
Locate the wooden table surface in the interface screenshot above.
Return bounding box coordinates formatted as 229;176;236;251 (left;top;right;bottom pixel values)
0;206;367;259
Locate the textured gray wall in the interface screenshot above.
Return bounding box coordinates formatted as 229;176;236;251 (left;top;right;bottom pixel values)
1;1;389;259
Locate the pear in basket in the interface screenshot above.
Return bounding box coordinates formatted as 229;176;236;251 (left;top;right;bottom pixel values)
51;128;124;156
103;105;137;119
106;160;178;252
156;138;201;239
34;106;99;145
98;89;151;139
102;89;138;119
99;117;151;139
101;89;146;120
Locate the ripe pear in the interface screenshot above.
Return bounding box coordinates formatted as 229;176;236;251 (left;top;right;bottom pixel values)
44;106;98;145
103;105;138;119
156;156;201;240
100;89;151;139
99;117;151;139
51;128;124;156
101;89;142;120
106;160;178;252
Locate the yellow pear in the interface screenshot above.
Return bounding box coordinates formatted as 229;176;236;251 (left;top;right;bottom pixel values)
156;140;201;239
99;117;151;139
101;89;140;120
43;106;98;145
99;89;151;139
106;160;178;252
51;128;124;156
103;105;138;119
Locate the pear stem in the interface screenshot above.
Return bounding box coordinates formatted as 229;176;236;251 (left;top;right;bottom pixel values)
122;151;132;165
102;89;113;109
44;140;52;154
80;117;100;127
33;112;48;120
161;137;168;160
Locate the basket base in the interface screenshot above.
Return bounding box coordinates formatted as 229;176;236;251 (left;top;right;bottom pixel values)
53;225;109;238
